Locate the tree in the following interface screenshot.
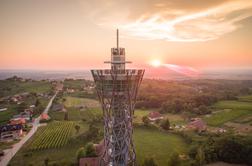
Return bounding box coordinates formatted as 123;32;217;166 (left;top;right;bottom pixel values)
142;157;158;166
168;152;181;166
142;116;150;126
160;118;170;130
86;123;99;140
64;111;69;121
17;102;28;113
35;99;41;107
76;147;85;164
44;158;49;166
75;125;80;134
195;146;205;166
85;142;97;157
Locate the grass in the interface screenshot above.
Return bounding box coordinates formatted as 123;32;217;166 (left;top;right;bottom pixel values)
238;95;252;102
0;105;18;125
10;124;188;166
133;109;184;124
205;100;252;126
49;108;102;121
9;122;89;166
64;96;99;108
134;127;188;166
205;109;250;126
0;80;52;98
212;100;252;110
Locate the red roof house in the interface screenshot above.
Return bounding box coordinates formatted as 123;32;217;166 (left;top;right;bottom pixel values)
10;118;26;125
148;111;164;121
187;118;207;132
40;113;50;120
79;141;104;166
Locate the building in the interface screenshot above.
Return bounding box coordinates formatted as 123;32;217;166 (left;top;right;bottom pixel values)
187;118;207;132
40;113;50;120
12;111;31;121
10;118;26;125
148;111;164;121
91;30;144;165
0;124;23;140
0;108;7;112
79;142;104;166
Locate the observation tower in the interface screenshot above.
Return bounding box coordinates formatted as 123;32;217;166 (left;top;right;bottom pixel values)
91;30;144;166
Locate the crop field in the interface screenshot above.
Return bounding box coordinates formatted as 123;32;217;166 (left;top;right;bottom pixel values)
134;127;188;165
213;100;252;110
205;109;250;126
29;121;74;150
205;100;252;126
238;95;252;102
64;96;100;108
0;80;52;98
49;108;102;121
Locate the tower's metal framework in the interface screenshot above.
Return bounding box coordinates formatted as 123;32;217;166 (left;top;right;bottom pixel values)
91;30;144;166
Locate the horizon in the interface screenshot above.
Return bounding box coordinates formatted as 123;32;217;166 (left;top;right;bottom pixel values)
1;0;252;74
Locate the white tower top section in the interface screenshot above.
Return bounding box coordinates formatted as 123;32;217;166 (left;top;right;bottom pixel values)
104;29;131;70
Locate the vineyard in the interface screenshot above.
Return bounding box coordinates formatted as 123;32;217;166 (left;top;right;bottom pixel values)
29;121;74;150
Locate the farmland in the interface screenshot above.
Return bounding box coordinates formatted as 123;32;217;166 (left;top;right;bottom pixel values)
205;100;252;126
0;79;52;98
63;96;100;108
134;127;188;166
29;121;74;150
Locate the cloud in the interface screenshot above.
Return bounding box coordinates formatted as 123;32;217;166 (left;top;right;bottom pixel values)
84;0;252;42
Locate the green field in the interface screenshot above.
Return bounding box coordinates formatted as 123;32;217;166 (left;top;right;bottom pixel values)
205;109;250;126
64;96;99;108
49;108;102;121
238;95;252;102
213;100;252;110
29;121;74;150
205;100;252;126
0;106;18;125
0;80;52;98
134;127;188;165
10;125;188;166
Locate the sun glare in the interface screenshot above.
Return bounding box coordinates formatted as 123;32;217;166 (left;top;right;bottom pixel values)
150;59;162;67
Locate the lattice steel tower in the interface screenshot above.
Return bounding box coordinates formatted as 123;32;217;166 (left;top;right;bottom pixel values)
91;30;144;166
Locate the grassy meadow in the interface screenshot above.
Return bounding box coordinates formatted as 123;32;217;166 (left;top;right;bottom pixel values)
134;127;188;166
205;99;252;126
0;80;52;98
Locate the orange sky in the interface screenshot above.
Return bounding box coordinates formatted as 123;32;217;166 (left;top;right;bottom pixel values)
0;0;252;71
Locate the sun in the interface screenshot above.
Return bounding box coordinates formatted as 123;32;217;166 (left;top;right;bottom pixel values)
150;59;162;67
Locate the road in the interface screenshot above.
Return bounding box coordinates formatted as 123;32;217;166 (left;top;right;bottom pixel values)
0;93;57;166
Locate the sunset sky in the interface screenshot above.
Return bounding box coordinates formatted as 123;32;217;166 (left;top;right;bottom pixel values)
0;0;252;72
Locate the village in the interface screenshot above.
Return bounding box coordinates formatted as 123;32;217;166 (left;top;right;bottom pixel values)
0;77;252;166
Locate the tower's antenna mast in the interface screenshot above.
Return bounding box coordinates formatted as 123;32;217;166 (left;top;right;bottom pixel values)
117;29;119;54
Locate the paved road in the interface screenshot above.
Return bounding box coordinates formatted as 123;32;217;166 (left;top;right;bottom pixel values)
0;93;57;166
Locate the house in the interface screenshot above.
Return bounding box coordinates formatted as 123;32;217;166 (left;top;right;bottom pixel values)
79;141;104;166
66;88;75;93
13;111;31;121
40;113;50;120
52;104;64;112
148;111;164;121
0;108;7;112
0;124;23;140
187;118;207;132
10;118;26;125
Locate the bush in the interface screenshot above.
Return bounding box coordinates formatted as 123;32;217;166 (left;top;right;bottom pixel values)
142;156;158;166
160;118;170;130
85;142;97;157
168;152;181;166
